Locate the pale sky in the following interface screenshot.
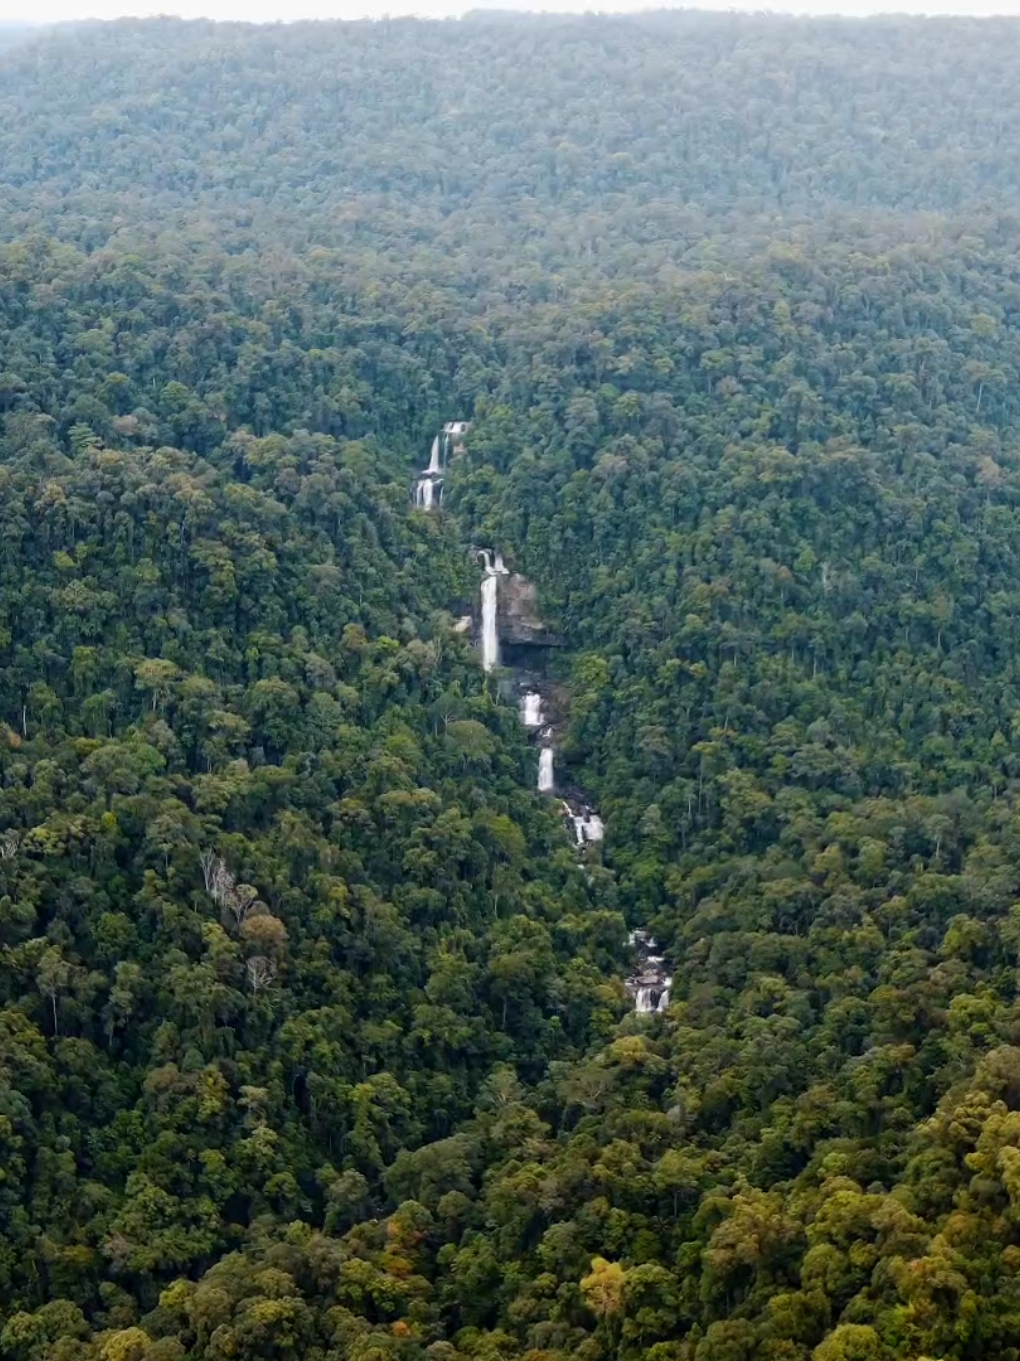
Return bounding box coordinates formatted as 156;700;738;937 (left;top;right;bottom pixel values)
0;0;1014;28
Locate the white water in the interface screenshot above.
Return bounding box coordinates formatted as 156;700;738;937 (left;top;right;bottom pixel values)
428;436;442;474
628;928;670;1014
481;572;500;671
561;801;584;845
538;747;555;792
562;804;604;847
494;551;509;574
416;479;435;509
522;692;543;727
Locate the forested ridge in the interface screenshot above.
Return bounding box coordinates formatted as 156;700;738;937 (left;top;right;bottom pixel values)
5;13;1020;1361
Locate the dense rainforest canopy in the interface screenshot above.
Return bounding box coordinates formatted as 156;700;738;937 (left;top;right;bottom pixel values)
4;12;1020;1361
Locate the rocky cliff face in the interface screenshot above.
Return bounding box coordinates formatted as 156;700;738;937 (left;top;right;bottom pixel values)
498;573;564;647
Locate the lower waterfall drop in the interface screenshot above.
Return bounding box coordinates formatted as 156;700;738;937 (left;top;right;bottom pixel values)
538;747;555;792
564;802;586;846
626;929;672;1015
415;479;435;509
521;692;543;727
581;811;604;842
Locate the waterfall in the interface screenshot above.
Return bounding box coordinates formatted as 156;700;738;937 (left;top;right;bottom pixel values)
481;572;500;671
627;928;670;1015
477;548;510;672
415;479;435;509
538;747;554;792
428;436;442;474
561;801;584;845
522;692;543;727
629;931;658;951
561;800;604;846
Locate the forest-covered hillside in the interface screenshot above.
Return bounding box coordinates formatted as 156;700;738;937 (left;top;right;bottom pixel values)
4;14;1020;269
5;13;1020;1361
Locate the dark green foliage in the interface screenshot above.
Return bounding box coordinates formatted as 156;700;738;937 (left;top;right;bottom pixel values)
6;14;1020;1361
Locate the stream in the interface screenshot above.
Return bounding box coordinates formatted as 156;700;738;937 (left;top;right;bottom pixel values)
431;423;671;1015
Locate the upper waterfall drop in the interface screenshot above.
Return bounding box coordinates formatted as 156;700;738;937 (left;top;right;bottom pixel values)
538;746;555;792
480;571;500;671
413;429;449;512
477;547;511;672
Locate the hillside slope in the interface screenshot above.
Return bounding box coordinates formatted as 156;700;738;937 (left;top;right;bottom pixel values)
4;15;1020;267
4;15;1020;1361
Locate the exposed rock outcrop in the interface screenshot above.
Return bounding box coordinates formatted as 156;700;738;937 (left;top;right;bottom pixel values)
499;574;565;648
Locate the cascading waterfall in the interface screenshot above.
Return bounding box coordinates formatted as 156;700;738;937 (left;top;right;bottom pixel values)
561;800;604;846
481;572;500;671
582;812;604;842
565;804;586;846
522;692;544;727
413;433;444;511
478;548;510;672
627;928;672;1015
538;747;555;792
471;543;606;866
